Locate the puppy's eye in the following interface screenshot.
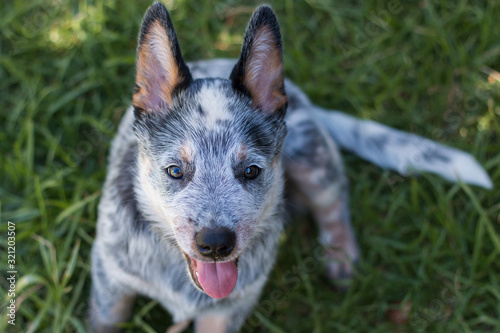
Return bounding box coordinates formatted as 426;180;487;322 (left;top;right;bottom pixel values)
167;165;184;179
243;165;260;180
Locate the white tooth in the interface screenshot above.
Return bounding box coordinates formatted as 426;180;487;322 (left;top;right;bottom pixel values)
195;271;199;279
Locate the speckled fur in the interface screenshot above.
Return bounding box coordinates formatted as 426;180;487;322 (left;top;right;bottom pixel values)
89;3;492;333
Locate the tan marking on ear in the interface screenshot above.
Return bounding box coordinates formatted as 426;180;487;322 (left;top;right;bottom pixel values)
133;21;182;112
244;26;286;112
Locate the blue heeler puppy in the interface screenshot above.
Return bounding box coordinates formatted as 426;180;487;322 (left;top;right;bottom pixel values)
89;3;492;332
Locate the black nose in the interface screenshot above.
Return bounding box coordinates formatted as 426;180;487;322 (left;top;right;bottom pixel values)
195;227;236;259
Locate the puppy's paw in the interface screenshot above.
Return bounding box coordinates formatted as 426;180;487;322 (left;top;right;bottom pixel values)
321;242;359;291
166;319;191;333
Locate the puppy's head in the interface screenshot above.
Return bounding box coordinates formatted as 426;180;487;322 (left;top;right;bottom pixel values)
132;3;287;299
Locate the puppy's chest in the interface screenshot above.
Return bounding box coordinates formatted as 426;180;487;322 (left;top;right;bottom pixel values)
112;238;208;306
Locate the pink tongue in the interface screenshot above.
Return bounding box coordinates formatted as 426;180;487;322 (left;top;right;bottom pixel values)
196;260;238;299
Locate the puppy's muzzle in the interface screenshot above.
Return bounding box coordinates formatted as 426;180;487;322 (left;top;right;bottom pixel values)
195;227;236;259
185;226;239;299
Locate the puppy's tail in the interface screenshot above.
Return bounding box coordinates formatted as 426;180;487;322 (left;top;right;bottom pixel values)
312;107;493;189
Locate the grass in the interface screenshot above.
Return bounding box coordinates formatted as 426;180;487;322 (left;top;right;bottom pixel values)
1;0;499;332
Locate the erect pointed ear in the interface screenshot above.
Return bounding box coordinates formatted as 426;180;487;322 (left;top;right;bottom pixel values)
229;6;287;116
132;2;192;115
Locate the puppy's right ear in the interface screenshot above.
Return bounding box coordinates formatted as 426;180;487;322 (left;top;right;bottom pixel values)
230;6;286;117
132;2;192;115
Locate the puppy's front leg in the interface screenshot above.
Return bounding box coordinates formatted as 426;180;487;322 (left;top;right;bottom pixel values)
195;315;230;333
195;301;256;333
166;319;191;333
284;115;359;283
89;244;136;333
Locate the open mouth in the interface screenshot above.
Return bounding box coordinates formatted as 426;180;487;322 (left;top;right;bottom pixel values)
184;254;239;299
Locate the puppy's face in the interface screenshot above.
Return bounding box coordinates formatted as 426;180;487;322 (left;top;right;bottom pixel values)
132;4;286;299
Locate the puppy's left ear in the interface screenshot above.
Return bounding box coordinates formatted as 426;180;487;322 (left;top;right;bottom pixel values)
133;2;192;115
230;6;287;116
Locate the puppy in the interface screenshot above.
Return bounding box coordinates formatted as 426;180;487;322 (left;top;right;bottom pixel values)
89;3;492;332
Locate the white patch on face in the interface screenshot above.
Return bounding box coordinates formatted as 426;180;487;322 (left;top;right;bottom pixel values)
136;152;170;224
136;155;196;254
196;85;233;129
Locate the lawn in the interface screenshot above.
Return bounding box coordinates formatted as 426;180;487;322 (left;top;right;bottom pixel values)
1;0;499;332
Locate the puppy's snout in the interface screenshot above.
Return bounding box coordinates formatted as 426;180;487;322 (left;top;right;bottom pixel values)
195;227;236;259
